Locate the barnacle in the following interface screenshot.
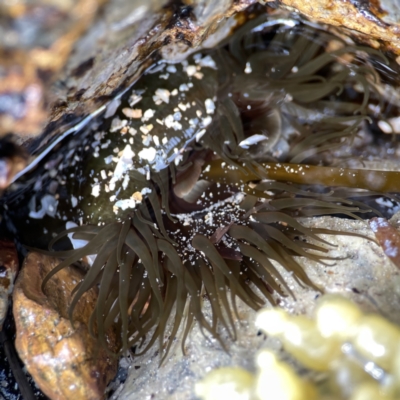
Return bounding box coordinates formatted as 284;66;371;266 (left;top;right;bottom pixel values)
3;12;400;362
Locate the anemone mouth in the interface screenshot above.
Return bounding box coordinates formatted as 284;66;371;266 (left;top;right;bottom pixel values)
39;180;377;362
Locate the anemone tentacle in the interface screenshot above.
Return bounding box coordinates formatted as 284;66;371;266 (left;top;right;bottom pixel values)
43;180;381;358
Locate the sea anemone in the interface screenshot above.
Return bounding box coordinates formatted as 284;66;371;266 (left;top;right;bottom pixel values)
3;13;400;360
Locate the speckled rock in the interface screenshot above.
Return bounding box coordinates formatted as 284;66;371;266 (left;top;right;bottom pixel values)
13;252;118;400
263;0;400;55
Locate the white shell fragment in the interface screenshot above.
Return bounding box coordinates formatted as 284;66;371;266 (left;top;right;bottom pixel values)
28;194;59;219
205;98;216;114
111;145;135;181
238;134;269;149
138;147;157;162
114;198;137;210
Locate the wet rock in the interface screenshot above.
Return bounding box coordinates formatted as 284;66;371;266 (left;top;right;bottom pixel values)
2;0;400;146
0;135;28;190
0;61;47;138
13;252;118;400
0;0;106;138
263;0;400;55
0;239;18;330
30;0;256;152
369;217;400;269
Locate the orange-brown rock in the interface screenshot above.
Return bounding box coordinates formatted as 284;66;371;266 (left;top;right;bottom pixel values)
0;59;47;138
0;0;106;138
263;0;400;55
0;239;19;329
13;252;118;400
369;217;400;269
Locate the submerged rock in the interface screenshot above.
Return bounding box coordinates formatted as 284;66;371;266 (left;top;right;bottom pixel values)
13;252;118;400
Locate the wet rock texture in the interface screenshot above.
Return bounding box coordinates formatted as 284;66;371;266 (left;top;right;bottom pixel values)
3;0;399;149
0;0;105;138
0;0;398;144
0;136;28;191
267;0;400;55
369;217;400;269
13;252;118;400
116;217;400;399
0;240;18;329
31;0;257;152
